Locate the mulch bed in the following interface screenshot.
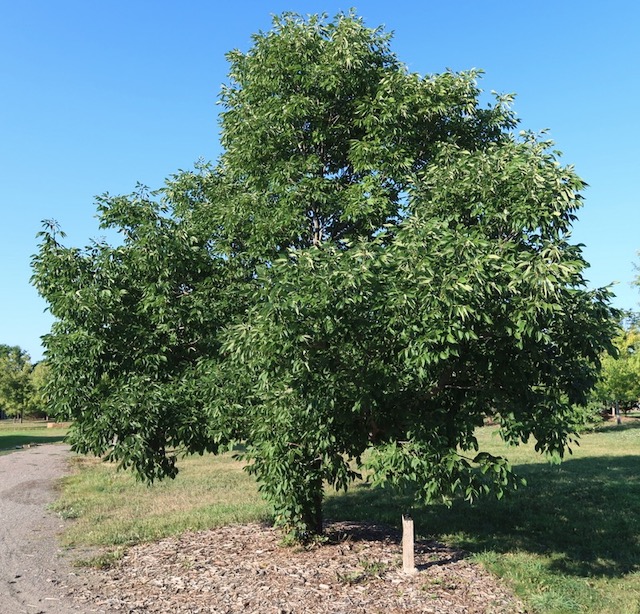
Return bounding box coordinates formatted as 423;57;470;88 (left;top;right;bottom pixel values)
70;521;526;613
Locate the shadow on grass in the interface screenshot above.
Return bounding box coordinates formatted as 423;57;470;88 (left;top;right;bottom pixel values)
593;419;640;434
0;434;67;450
325;455;640;579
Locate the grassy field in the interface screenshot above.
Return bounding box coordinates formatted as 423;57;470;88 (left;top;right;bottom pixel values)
327;419;640;613
0;420;68;454
52;452;270;548
52;420;640;613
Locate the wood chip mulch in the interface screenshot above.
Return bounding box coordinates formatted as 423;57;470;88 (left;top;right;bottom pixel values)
70;521;527;614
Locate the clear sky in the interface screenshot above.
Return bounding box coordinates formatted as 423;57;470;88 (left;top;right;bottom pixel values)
1;1;639;361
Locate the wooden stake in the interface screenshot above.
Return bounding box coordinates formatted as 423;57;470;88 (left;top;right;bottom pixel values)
402;514;417;574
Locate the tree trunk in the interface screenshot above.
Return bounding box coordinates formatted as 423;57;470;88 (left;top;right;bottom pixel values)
302;481;324;536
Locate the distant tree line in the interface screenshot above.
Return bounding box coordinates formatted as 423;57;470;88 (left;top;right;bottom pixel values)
0;344;49;421
591;312;640;422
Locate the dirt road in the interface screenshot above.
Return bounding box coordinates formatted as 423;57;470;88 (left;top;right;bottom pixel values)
0;444;106;614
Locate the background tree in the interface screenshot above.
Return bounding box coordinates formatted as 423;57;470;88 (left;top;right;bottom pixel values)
0;345;34;422
29;361;52;420
593;322;640;419
32;11;618;540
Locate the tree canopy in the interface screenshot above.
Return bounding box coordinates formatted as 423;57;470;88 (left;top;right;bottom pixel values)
32;11;618;539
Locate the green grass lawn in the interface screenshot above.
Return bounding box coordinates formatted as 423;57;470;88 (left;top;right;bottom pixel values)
325;420;640;614
52;452;270;548
0;421;68;453
52;420;640;613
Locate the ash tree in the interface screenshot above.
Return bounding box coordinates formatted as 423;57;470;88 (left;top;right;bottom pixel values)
32;12;617;539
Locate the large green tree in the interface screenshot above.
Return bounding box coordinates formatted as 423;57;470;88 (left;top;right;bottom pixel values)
32;12;618;539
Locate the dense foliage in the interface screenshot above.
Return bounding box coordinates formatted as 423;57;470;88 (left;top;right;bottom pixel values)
32;12;618;538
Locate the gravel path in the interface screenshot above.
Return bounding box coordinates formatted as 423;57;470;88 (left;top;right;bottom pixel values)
0;444;108;614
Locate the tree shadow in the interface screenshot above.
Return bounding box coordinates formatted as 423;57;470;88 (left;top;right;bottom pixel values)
593;419;640;434
0;434;67;450
320;519;467;571
325;455;640;579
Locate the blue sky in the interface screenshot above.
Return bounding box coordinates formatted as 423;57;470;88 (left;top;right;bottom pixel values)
1;1;639;361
